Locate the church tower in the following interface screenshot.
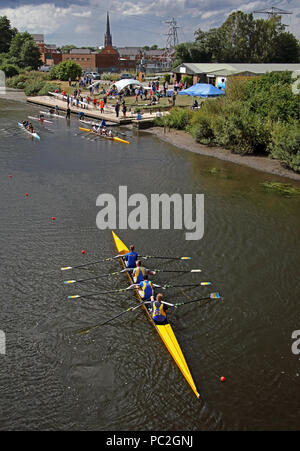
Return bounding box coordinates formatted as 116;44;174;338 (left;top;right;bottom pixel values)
104;12;112;47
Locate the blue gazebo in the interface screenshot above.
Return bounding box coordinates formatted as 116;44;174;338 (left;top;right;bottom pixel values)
178;83;225;97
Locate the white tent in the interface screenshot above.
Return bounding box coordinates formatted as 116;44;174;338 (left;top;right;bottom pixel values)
110;79;143;93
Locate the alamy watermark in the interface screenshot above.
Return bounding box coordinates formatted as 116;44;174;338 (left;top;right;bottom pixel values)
291;330;300;355
0;70;6;95
96;186;204;240
0;330;6;355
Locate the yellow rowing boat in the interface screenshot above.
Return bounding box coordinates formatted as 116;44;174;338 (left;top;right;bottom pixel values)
79;127;130;144
112;231;200;399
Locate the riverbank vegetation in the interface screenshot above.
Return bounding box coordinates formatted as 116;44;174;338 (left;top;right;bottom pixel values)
173;11;300;66
155;72;300;172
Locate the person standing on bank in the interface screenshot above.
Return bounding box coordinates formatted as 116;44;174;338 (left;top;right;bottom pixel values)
115;101;120;118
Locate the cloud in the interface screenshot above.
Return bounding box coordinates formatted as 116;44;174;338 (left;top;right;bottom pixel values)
0;0;298;46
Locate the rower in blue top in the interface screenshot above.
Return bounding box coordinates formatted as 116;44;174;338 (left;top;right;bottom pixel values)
125;245;138;268
114;244;138;268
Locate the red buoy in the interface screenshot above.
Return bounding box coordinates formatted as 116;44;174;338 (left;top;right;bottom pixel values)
25;193;29;197
81;250;85;254
9;175;13;179
51;217;55;221
220;376;226;383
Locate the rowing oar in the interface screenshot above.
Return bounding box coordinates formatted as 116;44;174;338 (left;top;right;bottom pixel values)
173;292;222;307
67;282;212;300
121;268;202;274
141;255;191;260
61;257;115;271
78;301;151;335
77;293;221;335
64;271;121;284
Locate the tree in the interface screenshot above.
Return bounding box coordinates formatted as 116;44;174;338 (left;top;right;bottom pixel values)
49;60;82;81
172;41;211;67
0;16;17;53
192;11;300;64
60;45;77;54
9;32;41;68
271;32;300;63
20;40;42;69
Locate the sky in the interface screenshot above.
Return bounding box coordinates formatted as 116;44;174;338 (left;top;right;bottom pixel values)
0;0;299;48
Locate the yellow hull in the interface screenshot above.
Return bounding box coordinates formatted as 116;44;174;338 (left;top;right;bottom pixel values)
79;127;130;144
112;231;200;399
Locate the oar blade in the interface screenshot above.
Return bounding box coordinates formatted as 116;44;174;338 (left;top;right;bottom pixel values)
181;257;191;260
210;292;221;299
64;280;76;284
191;269;202;273
61;266;72;271
67;295;80;299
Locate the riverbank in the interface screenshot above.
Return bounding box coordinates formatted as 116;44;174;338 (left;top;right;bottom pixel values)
146;127;300;182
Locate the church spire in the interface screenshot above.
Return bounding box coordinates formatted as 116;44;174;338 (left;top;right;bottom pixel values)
104;11;112;47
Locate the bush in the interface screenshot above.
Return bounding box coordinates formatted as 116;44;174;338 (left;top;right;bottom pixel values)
24;79;44;96
102;72;120;81
163;107;192;130
182;75;193;87
38;82;61;96
189;110;215;144
267;121;300;172
49;60;82;81
163;73;171;83
0;64;20;78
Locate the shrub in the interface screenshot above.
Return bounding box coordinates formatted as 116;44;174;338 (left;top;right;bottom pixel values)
24;79;44;96
163;107;192;130
101;72;120;81
182;75;193;87
267;121;300;172
0;64;20;78
49;60;82;81
163;73;171;83
38;82;61;96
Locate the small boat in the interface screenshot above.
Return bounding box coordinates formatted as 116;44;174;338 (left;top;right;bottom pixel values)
79;127;129;144
28;116;53;124
40;110;65;119
18;122;40;140
112;231;200;399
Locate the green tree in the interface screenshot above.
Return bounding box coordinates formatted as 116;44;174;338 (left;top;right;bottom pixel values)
9;32;41;68
49;60;82;81
271;32;300;63
0;16;17;53
60;44;77;54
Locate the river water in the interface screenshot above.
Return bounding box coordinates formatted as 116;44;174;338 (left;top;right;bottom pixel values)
0;98;299;431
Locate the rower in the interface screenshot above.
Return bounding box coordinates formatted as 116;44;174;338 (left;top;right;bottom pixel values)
39;113;44;121
132;260;156;284
108;129;113;137
150;293;169;325
128;274;154;300
49;108;55;114
114;244;138;268
125;245;138;268
101;119;106;128
55;105;59;115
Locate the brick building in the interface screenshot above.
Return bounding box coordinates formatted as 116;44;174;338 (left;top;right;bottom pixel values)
32;34;60;65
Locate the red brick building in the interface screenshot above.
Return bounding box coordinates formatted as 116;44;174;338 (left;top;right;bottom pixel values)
32;34;60;65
